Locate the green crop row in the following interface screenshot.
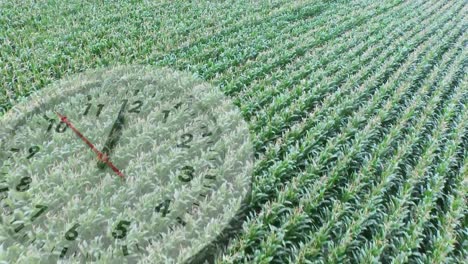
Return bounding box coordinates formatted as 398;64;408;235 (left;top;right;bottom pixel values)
293;35;467;264
0;0;294;111
1;0;466;262
219;1;466;262
247;0;436;143
391;89;467;264
211;0;389;92
424;151;467;263
172;0;382;82
255;24;466;264
421;76;467;263
248;0;462;211
250;0;454;167
236;0;423;122
214;0;404;95
321;40;467;264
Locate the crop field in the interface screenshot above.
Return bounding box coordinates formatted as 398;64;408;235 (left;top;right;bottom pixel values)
1;0;467;263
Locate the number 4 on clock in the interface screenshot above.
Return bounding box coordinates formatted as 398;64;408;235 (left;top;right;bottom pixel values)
155;199;171;217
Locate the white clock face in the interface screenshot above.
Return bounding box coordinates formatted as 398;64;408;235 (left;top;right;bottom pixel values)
0;66;253;263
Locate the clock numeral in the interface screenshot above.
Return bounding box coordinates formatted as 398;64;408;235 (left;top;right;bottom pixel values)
43;114;68;133
174;102;183;109
26;146;40;159
16;177;32;192
96;104;105;117
60;247;69;258
155;199;171;217
162;110;170;123
128;100;143;113
12;221;25;233
161;102;184;123
200;125;212;137
176;216;186;226
31;204;48;222
55;121;68;133
83;103;105;117
43;114;56;132
178;165;195;183
112;220;131;239
65;223;80;241
83;100;143;116
205;174;216;180
176;133;193;148
6;146;41;159
122;245;129;256
83;103;92;116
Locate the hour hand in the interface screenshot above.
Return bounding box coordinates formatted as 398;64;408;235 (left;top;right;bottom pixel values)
98;100;128;169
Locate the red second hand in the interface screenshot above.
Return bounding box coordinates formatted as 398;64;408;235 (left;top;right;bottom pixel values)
55;112;125;179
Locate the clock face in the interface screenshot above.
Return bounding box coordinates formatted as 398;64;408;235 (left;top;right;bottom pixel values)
0;66;253;263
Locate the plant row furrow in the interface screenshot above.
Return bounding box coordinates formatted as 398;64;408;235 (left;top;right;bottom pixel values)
235;0;425;122
247;0;462;210
188;0;388;82
210;0;405;94
160;1;289;52
424;154;467;263
0;0;400;113
421;77;467;263
176;0;353;66
292;34;467;264
355;76;467;263
249;0;455;161
318;75;467;264
155;0;331;67
1;0;280;109
246;0;438;139
157;0;316;56
321;43;467;264
178;5;322;66
248;24;466;264
212;0;403;99
391;89;467;263
219;3;465;261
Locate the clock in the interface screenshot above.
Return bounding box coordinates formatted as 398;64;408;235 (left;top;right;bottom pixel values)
0;66;253;263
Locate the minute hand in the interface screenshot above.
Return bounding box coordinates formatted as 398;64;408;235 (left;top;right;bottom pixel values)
98;100;128;169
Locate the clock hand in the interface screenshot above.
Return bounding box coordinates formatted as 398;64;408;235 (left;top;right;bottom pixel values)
97;100;128;169
55;112;125;179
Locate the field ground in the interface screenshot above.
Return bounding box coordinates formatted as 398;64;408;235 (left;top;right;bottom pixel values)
1;0;467;263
